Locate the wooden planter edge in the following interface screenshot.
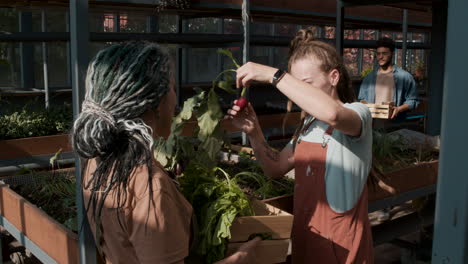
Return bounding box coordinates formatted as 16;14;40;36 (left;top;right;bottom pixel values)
0;134;72;160
0;183;79;264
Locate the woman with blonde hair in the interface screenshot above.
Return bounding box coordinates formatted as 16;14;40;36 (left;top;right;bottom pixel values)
226;28;374;263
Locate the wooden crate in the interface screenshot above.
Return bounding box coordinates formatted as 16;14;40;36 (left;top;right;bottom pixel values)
228;198;293;263
362;101;394;119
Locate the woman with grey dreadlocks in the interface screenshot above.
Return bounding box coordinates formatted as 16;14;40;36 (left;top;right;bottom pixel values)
72;41;259;264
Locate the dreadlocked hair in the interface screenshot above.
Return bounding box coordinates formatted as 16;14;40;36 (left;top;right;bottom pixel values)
288;28;356;150
71;41;171;256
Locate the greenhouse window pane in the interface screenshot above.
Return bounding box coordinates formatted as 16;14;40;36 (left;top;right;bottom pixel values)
48;43;69;87
0;43;20;88
362;49;375;77
252;22;271;36
250;46;270;65
343;48;359;77
381;31;394;39
89;12;115;32
120;13;147;33
158;14;177;33
46;10;67;32
34;44;44;88
224;19;242;34
272;47;289;70
344;29;361;40
274;23;299;37
183;17;220;34
0;8;19;33
185;48;219;82
363;29;377;40
411;32;426;43
324;26;335;39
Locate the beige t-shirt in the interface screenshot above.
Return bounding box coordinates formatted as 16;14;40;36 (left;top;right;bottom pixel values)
83;160;193;264
375;70;395;105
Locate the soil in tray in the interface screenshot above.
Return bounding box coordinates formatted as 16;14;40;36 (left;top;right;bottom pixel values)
7;169;78;233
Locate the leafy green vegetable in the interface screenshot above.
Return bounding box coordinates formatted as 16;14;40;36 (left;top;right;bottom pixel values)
155;49;256;263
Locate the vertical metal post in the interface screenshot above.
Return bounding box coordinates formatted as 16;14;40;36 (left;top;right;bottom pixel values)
402;9;408;70
241;0;250;146
41;10;50;109
177;15;183;108
335;0;345;56
70;0;96;263
146;15;158;33
427;1;447;136
19;11;34;90
432;0;468;262
357;29;364;76
66;12;72;88
114;12;120;32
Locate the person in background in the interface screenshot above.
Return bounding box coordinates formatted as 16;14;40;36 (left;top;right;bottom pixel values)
359;37;420;221
71;41;259;264
226;28;374;263
359;37;420;120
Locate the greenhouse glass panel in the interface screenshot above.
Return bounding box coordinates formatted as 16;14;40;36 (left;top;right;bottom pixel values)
272;47;289;70
0;8;19;32
363;29;377;40
344;29;360;40
0;43;20;88
324;26;335;39
158;14;177;33
411;32;425;43
46;10;67;32
224;19;242;34
47;43;69;88
32;10;43;32
274;23;299;37
34;44;43;88
362;49;375;77
120;13;147;33
89;12;116;32
185;48;218;83
250;46;270;65
252;22;271;36
183;17;220;33
343;48;358;77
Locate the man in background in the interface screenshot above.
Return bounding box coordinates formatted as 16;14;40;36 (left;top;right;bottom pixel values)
359;37;420;221
359;37;420;120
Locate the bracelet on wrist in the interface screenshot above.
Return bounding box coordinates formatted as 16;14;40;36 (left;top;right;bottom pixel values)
272;69;286;87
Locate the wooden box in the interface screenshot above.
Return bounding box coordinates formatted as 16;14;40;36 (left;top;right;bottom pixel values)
227;198;293;264
362;101;394;119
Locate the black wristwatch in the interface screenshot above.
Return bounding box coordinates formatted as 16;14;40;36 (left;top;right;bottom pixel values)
272;69;287;87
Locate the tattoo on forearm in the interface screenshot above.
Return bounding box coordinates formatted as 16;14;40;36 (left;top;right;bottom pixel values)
262;141;280;162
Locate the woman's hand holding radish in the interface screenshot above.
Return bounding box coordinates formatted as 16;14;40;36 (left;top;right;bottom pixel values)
225;101;259;135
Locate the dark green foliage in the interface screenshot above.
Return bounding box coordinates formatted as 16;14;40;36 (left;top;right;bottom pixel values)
0;104;72;140
179;165;252;264
10;169;77;232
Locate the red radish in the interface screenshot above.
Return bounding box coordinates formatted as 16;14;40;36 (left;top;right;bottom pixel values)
235;87;248;110
236;96;248;109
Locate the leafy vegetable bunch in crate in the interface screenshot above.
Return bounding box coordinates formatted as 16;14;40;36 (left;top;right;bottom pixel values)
154;49;258;263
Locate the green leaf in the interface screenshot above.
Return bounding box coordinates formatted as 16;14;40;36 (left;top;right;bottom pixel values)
49;148;63;167
217;49;240;69
197;89;222;140
216;80;236;94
